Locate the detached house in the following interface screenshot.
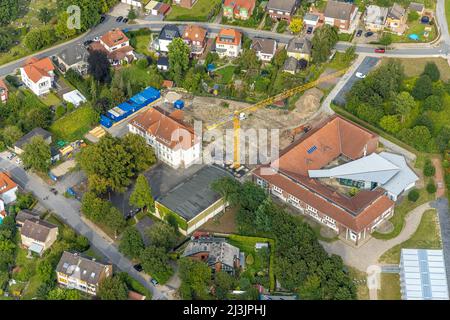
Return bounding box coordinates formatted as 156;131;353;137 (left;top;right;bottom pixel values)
90;29;135;66
0;172;18;205
14;127;52;155
224;0;256;20
215;28;242;58
56;44;89;75
158;25;182;53
20;57;55;96
266;0;299;22
56;251;112;296
286;36;312;61
20;219;58;256
0;78;8;104
386;3;407;34
183;25;208;56
183;236;243;275
364;5;389;32
324;0;358;32
128;106;201;169
251;38;277;62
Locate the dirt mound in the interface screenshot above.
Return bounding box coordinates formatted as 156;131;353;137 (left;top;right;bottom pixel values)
294;88;324;117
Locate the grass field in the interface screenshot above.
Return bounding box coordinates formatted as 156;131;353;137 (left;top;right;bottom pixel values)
389;21;437;43
216;66;236;84
378;273;401;300
166;0;221;22
372;188;435;240
40;92;62;107
50;105;98;141
347;266;369;300
381;57;450;81
379;209;441;264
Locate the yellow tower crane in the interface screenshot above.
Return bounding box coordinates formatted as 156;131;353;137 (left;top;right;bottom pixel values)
206;68;348;168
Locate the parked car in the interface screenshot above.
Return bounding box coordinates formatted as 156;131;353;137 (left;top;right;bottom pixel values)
83;40;93;47
374;48;386;53
93;36;99;42
15;158;22;165
6;152;15;160
355;72;366;79
133;264;143;272
50;188;58;195
150;278;159;286
306;26;313;34
122;18;129;23
356;30;363;37
100;15;106;23
364;31;374;37
116;16;123;22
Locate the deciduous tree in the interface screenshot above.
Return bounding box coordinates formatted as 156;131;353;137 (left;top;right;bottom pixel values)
22;136;51;173
129;174;154;211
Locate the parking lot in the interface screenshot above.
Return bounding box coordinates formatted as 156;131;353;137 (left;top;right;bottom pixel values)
332;56;381;106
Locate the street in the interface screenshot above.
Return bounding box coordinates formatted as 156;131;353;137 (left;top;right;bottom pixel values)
0;157;169;300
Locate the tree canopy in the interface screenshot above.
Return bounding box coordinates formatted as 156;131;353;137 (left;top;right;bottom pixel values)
119;226;145;259
98;276;129;300
22;136;51;173
311;25;339;63
168;38;190;85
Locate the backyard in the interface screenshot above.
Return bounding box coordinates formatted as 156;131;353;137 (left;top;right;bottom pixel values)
388;20;437;43
40;92;62;107
50;105;99;141
378;209;442;263
166;0;222;22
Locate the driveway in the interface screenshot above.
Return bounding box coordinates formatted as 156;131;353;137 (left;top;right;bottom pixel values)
321;201;433;272
0;158;168;300
332;56;380;106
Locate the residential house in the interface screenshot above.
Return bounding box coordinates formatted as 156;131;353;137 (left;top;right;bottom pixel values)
183;236;243;275
364;5;389;31
324;0;358;32
0;78;8;104
223;0;256;20
386;3;407;34
20;57;55;96
14;127;52;155
157;56;169;71
56;251;112;296
16;209;41;227
183;25;208;56
266;0;300;22
158;25;182;52
0;172;18;205
90;29;135;66
215;28;242;58
128;106;201;169
251;38;277;62
20;218;58;256
282;56;299;74
121;0;143;8
128;291;146;300
286;36;312;61
56;43;89;75
253;115;396;245
173;0;198;9
303;12;321;29
154;166;232;235
408;2;425;15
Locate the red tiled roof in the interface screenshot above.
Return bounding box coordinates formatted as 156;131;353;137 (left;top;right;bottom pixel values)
224;0;256;16
100;29;129;48
253;115;394;232
128;290;146;300
0;79;7;90
0;172;18;195
183;25;207;43
129;106;198;150
216;28;242;46
21;57;54;83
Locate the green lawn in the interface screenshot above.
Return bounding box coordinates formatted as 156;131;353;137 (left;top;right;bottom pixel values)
50;105;98;141
379;209;441;264
40;92;62;107
226;234;275;291
166;0;221;22
388;20;437;43
372;188;435;240
347;266;369;300
378;273;401;300
216;66;236;84
338;32;354;42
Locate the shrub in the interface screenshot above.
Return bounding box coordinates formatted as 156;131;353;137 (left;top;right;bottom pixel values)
426;182;437;194
408;189;420;202
246;254;254;266
136;58;149;69
423;159;436;177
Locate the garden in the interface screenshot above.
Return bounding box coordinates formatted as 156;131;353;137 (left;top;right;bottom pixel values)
166;0;222;22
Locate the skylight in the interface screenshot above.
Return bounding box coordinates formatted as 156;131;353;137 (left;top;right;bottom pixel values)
307;145;317;154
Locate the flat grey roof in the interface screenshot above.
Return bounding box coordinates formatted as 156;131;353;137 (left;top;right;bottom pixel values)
156;165;232;221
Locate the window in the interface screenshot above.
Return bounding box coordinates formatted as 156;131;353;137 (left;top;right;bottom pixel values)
288;195;299;203
272;185;283;193
306;205;317;213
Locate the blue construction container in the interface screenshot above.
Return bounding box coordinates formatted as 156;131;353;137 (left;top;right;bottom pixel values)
107;107;128;121
100;115;113;128
130;87;161;107
118;102;136;114
174;100;184;110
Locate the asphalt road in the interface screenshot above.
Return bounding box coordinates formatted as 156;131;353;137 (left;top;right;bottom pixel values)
0;157;167;300
332;56;380;106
